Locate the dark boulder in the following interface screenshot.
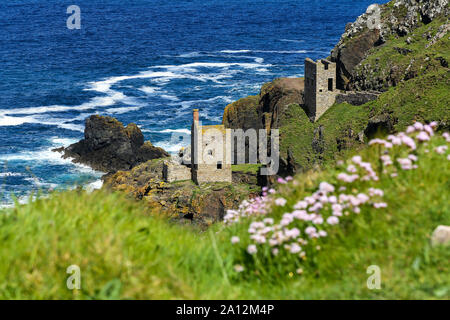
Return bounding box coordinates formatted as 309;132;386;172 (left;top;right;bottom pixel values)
57;115;169;173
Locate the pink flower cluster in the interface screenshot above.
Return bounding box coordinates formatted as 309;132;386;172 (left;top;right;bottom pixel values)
233;178;386;261
337;155;378;182
224;195;271;225
228;121;449;273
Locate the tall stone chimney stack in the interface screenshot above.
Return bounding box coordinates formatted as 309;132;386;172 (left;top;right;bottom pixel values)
193;109;199;122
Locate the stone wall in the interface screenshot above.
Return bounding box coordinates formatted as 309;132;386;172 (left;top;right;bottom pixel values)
192;164;232;184
163;161;191;182
304;58;317;119
335;91;380;106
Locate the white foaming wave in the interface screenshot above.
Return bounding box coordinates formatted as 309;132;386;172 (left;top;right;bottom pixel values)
177;51;202;58
25;176;58;189
220;50;252;53
177;95;234;110
157;140;189;154
0;147;70;163
0;114;86;132
142;128;191;135
0;172;22;177
106;106;142;114
253;50;307;54
50;137;78;146
139;86;162;94
280;39;305;43
0;115;37;126
219;49;307;54
0;92;130;116
84;179;103;193
160;94;180;102
175;51;265;64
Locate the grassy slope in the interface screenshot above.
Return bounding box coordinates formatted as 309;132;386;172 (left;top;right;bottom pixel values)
1;133;448;299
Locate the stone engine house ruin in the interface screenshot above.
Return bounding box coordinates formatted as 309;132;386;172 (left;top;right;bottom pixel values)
304;58;338;121
163;109;232;184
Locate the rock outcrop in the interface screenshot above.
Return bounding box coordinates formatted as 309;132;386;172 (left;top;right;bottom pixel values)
103;159;260;227
57;115;169;173
330;0;449;90
223;78;305;132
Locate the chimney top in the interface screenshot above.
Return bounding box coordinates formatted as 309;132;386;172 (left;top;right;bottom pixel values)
193;109;199;121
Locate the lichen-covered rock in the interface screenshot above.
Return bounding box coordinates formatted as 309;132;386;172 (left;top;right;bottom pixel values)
57;115;169;173
103;159;260;227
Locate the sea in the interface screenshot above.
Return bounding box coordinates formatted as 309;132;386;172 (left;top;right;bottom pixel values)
0;0;385;206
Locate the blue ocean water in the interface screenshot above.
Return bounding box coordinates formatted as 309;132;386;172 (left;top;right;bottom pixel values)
0;0;383;206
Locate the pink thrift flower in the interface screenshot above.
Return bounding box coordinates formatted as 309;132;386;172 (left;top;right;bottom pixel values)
319;181;335;193
234;265;244;272
312;215;324;225
289;243;302;254
406;126;415;134
327;216;339;225
275;197;287;206
277;177;287;184
231;236;240;244
413;122;424;131
272;248;279;256
247;245;257;255
416;131;430;141
357;193;370;204
305;226;317;236
294;201;307;209
429;121;438;128
424;125;434;136
352;155;362;164
443;132;450;142
373;202;388;209
435;145;448;154
401;135;416;150
318;230;327;237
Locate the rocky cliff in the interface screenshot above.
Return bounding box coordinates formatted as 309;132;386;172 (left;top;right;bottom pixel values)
221;0;449;178
57;115;169;173
330;0;449;91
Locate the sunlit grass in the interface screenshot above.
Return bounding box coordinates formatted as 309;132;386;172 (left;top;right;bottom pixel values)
0;130;448;299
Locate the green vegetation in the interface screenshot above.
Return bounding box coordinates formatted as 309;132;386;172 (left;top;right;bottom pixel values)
1;132;448;299
355;15;450;90
232;163;261;174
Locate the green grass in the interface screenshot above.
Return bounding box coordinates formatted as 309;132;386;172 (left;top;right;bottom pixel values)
232;164;261;174
0;132;448;299
355;16;450;89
